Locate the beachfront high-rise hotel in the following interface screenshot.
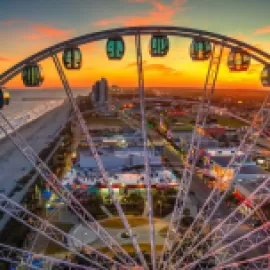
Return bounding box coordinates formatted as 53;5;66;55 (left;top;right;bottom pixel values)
91;78;109;110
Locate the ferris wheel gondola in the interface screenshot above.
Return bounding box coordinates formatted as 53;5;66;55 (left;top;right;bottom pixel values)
227;49;251;71
190;39;212;61
62;47;82;70
149;33;169;57
0;89;10;109
261;65;270;86
106;35;125;60
22;63;44;87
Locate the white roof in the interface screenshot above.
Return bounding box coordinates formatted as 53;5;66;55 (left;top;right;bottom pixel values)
62;168;177;186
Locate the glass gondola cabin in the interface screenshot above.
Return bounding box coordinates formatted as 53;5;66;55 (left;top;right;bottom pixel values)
0;89;10;109
22;64;44;87
227;49;250;71
62;47;82;70
106;36;125;60
190;39;212;61
3;91;10;106
150;34;169;57
261;66;270;87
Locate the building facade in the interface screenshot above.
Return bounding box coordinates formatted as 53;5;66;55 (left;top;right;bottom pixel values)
91;78;109;109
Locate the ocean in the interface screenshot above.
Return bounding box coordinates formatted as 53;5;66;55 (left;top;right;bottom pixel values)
0;88;90;139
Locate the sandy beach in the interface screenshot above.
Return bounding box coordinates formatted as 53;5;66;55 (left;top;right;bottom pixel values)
0;102;71;196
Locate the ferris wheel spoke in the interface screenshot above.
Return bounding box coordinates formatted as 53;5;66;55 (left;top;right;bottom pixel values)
173;172;270;269
217;223;269;267
158;43;224;270
169;90;270;267
52;54;148;269
0;243;94;270
206;222;270;268
135;33;156;270
216;253;270;270
0;194;120;269
0;112;134;266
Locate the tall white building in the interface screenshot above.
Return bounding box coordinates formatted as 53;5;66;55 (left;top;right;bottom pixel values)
91;78;109;109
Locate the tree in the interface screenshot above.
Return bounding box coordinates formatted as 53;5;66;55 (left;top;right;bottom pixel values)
126;192;144;205
83;194;103;217
183;208;191;216
182;216;194;227
164;188;177;197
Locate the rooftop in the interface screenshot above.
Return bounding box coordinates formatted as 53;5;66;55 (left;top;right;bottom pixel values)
239;165;269;175
62;167;178;187
210;156;268;175
236;177;269;197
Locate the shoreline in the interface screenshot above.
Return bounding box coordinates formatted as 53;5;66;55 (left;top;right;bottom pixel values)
0;100;64;141
0;101;69;149
0;102;71;195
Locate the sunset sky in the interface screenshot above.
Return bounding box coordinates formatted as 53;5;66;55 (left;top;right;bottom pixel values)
0;0;270;89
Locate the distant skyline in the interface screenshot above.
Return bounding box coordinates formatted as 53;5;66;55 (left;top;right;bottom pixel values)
0;0;270;89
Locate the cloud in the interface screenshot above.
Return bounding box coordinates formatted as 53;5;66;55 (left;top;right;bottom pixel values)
93;0;188;27
126;60;147;68
0;57;10;62
254;26;270;35
24;24;73;40
0;19;23;26
126;0;148;2
126;60;181;74
144;63;175;73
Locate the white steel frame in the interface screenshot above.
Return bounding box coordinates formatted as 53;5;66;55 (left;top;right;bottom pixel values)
216;253;270;270
52;53;147;269
135;33;156;269
0;194;119;269
0;243;93;269
159;43;224;269
169;90;270;267
0;111;133;267
0;26;269;270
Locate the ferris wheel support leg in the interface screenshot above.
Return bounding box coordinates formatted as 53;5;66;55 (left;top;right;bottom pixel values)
216;253;270;270
52;54;148;269
0;111;132;267
0;193;117;269
206;222;270;268
25;136;64;262
174;173;270;269
158;43;224;270
0;243;93;270
171;90;270;268
135;33;157;270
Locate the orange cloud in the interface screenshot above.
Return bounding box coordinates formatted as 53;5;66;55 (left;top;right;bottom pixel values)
144;63;179;73
93;0;187;27
254;25;270;35
24;24;73;40
126;60;148;68
0;57;10;62
126;61;180;74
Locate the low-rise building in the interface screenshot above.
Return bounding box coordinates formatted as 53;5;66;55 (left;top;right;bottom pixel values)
233;177;269;217
62;167;178;198
200;148;269;190
77;146;162;171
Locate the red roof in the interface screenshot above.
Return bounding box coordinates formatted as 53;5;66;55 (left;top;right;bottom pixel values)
168;110;187;115
203;127;225;136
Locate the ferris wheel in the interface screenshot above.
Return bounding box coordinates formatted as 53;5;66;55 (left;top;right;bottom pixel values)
0;26;269;270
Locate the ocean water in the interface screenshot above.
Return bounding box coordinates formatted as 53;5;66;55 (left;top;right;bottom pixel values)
0;88;90;139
